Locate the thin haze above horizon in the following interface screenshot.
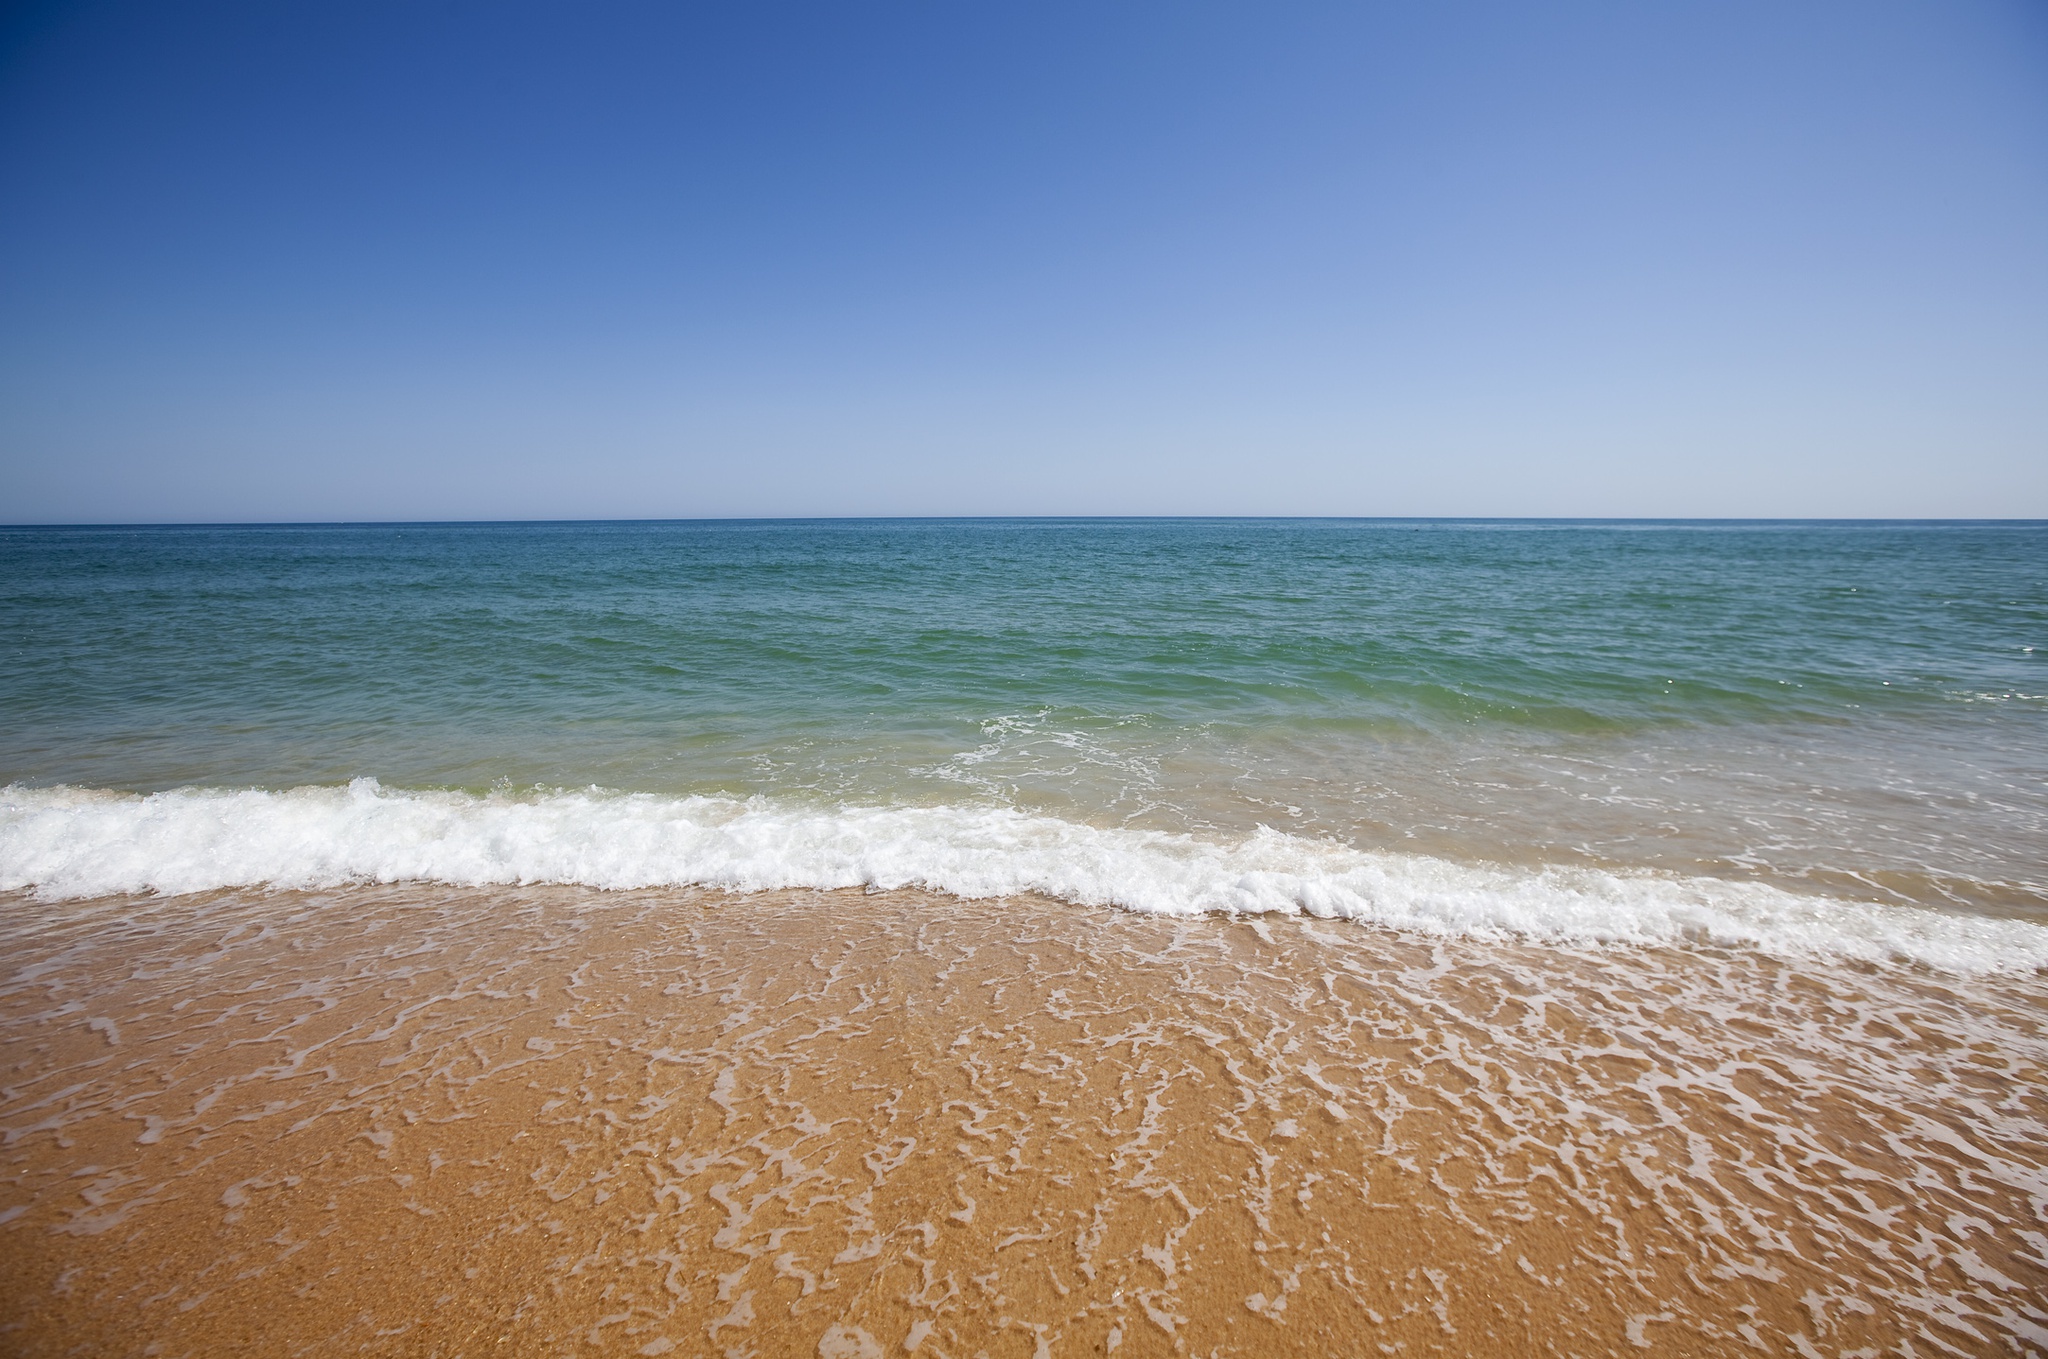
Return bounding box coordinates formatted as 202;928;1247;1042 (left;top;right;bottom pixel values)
2;0;2045;522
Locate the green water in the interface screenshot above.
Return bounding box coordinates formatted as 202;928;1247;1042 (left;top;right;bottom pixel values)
2;519;2043;908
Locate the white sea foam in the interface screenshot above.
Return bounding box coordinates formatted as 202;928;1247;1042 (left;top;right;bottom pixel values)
3;780;2044;973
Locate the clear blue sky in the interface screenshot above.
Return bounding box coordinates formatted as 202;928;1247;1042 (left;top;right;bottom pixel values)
2;0;2045;521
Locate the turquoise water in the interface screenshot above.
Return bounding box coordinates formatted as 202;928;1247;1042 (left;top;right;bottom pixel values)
3;519;2044;936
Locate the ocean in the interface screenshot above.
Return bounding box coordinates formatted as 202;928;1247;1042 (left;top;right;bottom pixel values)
4;518;2045;950
4;519;2046;1356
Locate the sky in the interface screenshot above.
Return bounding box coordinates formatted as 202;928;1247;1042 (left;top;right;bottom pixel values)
1;0;2045;522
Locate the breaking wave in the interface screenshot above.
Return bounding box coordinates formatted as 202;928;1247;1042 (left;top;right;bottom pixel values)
4;780;2045;973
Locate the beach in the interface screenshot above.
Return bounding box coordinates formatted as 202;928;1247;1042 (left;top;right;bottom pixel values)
7;0;2046;1339
2;519;2045;1356
6;882;2045;1357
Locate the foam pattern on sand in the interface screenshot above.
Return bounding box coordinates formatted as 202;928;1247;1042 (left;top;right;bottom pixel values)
4;884;2047;1356
5;780;2045;972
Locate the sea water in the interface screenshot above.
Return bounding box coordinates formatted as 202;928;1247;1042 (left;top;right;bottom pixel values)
2;518;2044;962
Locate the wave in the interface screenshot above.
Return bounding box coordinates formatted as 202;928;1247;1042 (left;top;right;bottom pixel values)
3;780;2044;973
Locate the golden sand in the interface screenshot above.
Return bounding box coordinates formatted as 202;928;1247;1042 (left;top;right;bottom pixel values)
3;885;2045;1357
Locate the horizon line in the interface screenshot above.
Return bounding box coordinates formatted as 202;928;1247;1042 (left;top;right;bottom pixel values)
4;515;2047;531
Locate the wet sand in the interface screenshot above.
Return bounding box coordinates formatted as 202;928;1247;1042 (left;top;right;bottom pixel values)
3;885;2046;1357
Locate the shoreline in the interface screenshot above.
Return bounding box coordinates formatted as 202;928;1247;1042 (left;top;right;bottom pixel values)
4;884;2045;1356
8;782;2045;973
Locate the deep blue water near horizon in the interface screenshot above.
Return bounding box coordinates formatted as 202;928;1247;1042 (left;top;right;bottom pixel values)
2;517;2044;917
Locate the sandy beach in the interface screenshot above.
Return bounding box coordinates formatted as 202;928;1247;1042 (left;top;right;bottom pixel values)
7;0;2046;1343
5;884;2044;1357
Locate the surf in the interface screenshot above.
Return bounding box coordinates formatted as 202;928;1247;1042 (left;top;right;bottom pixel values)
6;779;2044;973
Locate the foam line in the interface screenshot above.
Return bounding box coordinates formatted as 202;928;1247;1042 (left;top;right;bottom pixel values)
4;781;2043;973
